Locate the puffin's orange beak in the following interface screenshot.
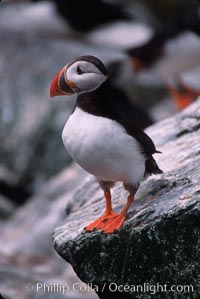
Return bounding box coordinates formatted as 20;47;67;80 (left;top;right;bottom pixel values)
50;66;75;98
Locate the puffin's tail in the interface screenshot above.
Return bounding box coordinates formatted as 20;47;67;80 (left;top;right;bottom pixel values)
145;156;163;177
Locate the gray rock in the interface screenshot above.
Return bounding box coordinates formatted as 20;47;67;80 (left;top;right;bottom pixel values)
0;2;74;192
0;163;97;299
0;194;16;220
0;167;18;219
53;98;200;299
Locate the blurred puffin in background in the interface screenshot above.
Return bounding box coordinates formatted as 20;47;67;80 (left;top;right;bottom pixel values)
126;7;200;109
31;0;132;32
50;55;162;234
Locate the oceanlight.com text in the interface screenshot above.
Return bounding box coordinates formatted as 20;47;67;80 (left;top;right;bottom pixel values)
25;281;194;295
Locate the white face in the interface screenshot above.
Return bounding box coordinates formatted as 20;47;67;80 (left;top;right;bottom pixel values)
66;61;108;94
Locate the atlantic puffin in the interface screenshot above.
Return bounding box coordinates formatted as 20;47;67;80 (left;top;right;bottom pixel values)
126;7;200;108
126;7;200;68
50;55;162;234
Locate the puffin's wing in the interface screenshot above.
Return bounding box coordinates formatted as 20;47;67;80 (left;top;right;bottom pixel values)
124;123;157;157
110;94;162;175
110;88;153;129
110;91;157;157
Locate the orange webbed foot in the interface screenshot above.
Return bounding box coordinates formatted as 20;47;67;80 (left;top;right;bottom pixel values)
84;211;119;233
85;188;134;234
100;213;126;233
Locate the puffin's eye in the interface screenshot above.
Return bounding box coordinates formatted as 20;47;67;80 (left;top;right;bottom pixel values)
77;66;83;75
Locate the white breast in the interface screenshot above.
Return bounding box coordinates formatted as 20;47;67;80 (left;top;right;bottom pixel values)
62;107;145;186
